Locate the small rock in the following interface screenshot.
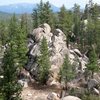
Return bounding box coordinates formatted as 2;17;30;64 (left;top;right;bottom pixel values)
87;79;99;90
18;80;28;88
93;88;100;95
0;75;4;78
27;93;32;96
47;92;60;100
74;49;82;57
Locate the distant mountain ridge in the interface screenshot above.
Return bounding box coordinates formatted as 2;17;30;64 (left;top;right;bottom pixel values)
0;3;60;14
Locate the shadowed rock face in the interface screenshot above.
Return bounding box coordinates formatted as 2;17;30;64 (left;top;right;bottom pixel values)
25;23;68;83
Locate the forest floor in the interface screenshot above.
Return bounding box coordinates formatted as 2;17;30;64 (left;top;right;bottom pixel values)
21;83;60;100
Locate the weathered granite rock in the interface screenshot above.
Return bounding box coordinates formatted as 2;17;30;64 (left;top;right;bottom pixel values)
26;23;69;84
62;96;81;100
47;92;60;100
26;23;88;86
87;79;99;90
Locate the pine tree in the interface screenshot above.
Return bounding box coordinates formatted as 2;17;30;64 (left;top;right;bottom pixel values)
1;44;22;100
32;9;39;28
32;0;54;28
58;5;73;36
85;3;100;53
1;14;27;99
1;14;22;100
73;4;81;38
37;0;44;24
37;37;50;84
0;21;8;46
83;4;89;19
42;1;54;28
86;47;99;78
20;14;28;34
15;26;28;68
18;14;28;67
8;14;27;68
59;55;74;83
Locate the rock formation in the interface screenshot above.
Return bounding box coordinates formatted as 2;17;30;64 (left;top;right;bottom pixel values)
26;23;69;84
26;23;88;86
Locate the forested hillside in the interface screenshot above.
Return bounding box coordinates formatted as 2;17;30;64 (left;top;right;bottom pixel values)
0;0;100;100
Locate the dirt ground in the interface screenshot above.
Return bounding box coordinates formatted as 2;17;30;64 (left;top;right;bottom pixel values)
21;83;61;100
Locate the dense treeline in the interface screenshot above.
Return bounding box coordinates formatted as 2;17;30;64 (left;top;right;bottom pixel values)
0;0;100;99
0;14;28;100
32;0;100;55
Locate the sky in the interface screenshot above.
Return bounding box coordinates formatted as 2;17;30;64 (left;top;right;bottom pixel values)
0;0;100;8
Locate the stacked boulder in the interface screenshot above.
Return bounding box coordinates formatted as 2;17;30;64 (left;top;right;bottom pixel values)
26;23;89;87
26;23;68;84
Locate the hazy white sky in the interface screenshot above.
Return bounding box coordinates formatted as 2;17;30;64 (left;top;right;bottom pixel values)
0;0;100;8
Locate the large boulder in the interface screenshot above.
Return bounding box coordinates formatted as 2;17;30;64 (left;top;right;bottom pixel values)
40;23;51;34
54;29;66;41
32;27;44;42
30;44;40;56
62;96;81;100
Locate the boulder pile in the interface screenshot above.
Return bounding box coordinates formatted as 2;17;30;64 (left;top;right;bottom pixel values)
26;23;69;84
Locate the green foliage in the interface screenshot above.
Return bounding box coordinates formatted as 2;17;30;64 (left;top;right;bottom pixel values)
42;1;54;29
90;4;100;21
15;27;28;67
0;93;3;100
32;9;39;28
0;95;3;100
1;44;22;100
0;21;8;45
59;55;74;83
1;14;27;100
8;14;18;42
73;4;81;37
86;48;99;78
58;5;73;35
8;14;28;68
86;19;95;46
0;11;13;21
20;14;28;34
83;4;89;19
37;37;50;84
82;94;100;100
78;2;100;54
32;0;55;28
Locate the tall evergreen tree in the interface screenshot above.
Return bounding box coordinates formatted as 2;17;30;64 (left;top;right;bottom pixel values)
42;1;54;28
37;37;50;84
20;14;28;34
32;0;54;28
0;21;7;46
73;4;81;38
58;5;73;36
8;14;27;68
37;0;44;24
1;15;22;100
32;9;39;28
1;44;22;100
83;4;89;19
1;14;27;99
86;47;99;78
15;26;28;68
59;55;74;83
